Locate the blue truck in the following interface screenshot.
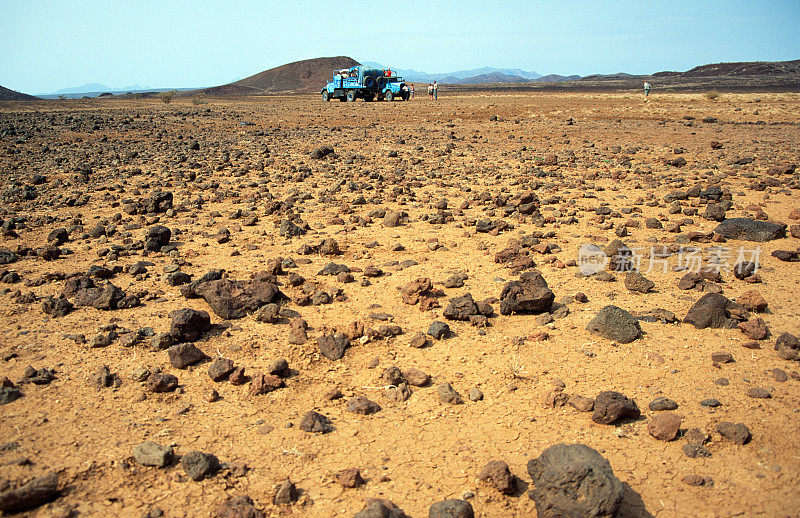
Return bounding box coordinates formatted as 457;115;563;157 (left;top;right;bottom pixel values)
322;66;410;102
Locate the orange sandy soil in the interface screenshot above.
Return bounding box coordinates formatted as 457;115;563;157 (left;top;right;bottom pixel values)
1;91;799;517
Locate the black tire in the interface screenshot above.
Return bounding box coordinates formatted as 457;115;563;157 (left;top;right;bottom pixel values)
346;90;356;102
364;77;375;89
385;90;394;102
322;91;330;102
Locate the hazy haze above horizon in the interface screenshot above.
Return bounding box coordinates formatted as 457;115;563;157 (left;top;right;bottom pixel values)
1;0;799;94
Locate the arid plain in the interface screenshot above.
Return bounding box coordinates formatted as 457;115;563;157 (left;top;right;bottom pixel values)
1;90;799;517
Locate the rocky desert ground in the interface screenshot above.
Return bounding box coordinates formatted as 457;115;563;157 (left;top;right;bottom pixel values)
1;90;799;517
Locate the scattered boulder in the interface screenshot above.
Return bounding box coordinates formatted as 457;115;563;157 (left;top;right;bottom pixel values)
133;441;174;467
299;411;332;433
717;421;751;445
170;308;211;342
0;472;59;513
181;451;219;481
167;343;207;369
592;391;640;424
713;218;786;242
478;460;515;494
499;270;555;315
586;305;641;343
437;382;463;404
428;499;474;518
318;332;350;360
527;444;624;518
347;395;381;415
684;293;748;329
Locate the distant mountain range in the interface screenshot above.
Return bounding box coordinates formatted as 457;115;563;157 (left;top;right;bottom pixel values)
363;62;542;83
4;58;799;100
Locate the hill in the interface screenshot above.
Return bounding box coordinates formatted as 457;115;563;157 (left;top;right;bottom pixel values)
535;74;582;82
207;56;360;95
0;85;38;101
653;59;800;78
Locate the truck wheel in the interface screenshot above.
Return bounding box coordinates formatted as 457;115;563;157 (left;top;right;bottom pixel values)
346;91;356;102
364;77;375;88
322;91;330;102
385;90;394;102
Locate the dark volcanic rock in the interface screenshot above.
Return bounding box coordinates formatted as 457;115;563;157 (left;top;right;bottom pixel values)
193;278;282;320
592;391;641;424
428;499;474;518
181;451;219;481
499;270;555;315
443;293;479;321
41;295;73;317
0;472;58;513
354;499;406;518
147;373;178;393
527;443;624;518
717;421;751;445
0;386;23;405
145;225;171;251
170;308;211;342
684;293;748;329
586;305;641;343
318;332;350;360
713;218;786;242
347;395;381;415
299;411;332;433
167;343;207;369
208;358;235;381
428;321;450;339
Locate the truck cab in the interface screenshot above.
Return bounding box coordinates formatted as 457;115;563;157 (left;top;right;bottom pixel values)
322;66;409;102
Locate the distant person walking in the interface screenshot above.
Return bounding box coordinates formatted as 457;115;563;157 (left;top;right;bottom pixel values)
643;81;651;100
433;81;438;101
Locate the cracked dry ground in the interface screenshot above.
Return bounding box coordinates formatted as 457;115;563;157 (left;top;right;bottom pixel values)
1;91;799;517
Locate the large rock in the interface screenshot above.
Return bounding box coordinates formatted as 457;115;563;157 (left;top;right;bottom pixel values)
499;270;555;315
181;451;219;481
144;225;171;251
527;444;624;518
428;499;474;518
0;472;58;513
713;218;786;242
443;293;479;321
318;332;350;360
167;343;207;369
684;293;749;329
193;278;282;320
133;441;174;467
170;308;211;342
592;391;641;424
586;305;641;343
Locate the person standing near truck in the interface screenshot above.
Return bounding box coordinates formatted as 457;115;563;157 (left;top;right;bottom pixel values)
433;81;438;101
410;83;414;100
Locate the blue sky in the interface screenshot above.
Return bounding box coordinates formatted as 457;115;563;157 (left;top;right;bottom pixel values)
1;0;798;93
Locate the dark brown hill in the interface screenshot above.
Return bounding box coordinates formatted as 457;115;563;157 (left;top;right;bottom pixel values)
0;85;38;101
203;56;360;95
656;59;800;77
